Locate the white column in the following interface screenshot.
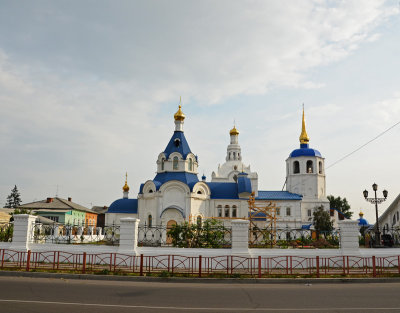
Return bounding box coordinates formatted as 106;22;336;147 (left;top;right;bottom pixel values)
231;219;249;254
338;220;360;252
10;214;37;251
118;217;140;254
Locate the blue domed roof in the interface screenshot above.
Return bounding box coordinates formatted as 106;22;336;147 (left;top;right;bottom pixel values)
289;143;322;158
357;216;369;226
107;198;138;214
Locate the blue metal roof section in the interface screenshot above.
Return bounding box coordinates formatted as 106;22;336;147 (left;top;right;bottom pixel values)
357;217;369;226
163;131;193;160
256;191;302;200
139;172;199;193
207;182;239;199
237;174;252;194
289;143;322;158
107;198;138;214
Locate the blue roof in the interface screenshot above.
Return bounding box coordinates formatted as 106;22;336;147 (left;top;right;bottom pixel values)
207;182;239;199
237;174;252;194
256;191;302;200
107;198;138;214
139;172;199;193
357;217;369;226
163;131;193;160
289;143;322;158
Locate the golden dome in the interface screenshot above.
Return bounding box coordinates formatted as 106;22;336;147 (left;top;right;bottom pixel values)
230;125;239;136
299;106;310;144
359;211;364;216
174;98;186;121
122;172;130;192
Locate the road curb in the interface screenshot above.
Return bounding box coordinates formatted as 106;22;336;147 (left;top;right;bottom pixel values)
1;270;400;284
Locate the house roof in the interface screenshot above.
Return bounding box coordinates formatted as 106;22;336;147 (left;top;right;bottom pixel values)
19;197;96;214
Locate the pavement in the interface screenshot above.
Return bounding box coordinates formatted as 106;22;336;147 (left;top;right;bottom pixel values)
1;275;400;312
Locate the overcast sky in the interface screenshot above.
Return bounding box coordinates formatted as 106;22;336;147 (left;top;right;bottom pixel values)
0;1;399;223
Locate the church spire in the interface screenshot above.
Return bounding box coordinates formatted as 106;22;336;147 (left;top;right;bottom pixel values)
299;105;310;146
122;172;129;199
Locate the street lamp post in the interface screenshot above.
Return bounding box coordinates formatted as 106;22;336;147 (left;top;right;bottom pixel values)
363;183;388;247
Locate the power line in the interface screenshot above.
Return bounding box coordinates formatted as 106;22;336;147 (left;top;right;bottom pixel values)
326;120;400;170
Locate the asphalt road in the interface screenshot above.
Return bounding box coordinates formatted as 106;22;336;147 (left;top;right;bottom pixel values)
1;276;400;313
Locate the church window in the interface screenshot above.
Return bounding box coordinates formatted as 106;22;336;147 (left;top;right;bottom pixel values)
174;138;180;147
234;165;237;170
233;152;236;160
293;161;300;174
197;216;202;227
229;152;231;160
148;214;152;227
393;215;396;226
276;208;280;216
217;205;222;217
173;156;179;170
238;153;240;159
307;209;312;217
225;205;230;217
232;206;237;217
149;189;153;193
188;158;193;171
286;207;291;216
197;190;202;195
233;174;238;182
306;160;313;173
319;161;323;174
161;158;165;170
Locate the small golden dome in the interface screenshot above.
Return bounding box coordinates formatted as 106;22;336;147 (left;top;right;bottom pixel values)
359;211;364;216
230;125;239;136
174;105;185;121
122;172;130;192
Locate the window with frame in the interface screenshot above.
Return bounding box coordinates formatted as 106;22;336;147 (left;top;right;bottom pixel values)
276;208;280;216
232;206;237;217
161;158;165;170
318;161;323;174
225;205;230;217
173;156;179;170
148;214;152;227
217;205;222;217
188;158;193;171
306;160;313;173
307;209;312;217
196;216;202;227
286;207;291;216
293;161;300;174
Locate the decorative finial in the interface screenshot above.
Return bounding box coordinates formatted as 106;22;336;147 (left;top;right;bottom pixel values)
174;98;185;121
230;123;239;136
299;104;310;145
122;172;130;192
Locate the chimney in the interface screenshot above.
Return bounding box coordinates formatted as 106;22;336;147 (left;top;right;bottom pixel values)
68;197;72;202
46;197;53;203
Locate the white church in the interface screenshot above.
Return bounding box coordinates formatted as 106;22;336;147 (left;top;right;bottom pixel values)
105;103;330;229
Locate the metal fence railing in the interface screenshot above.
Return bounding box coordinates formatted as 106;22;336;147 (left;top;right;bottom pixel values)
138;225;232;248
1;248;399;278
362;227;400;248
0;223;13;243
249;228;340;248
30;223;120;245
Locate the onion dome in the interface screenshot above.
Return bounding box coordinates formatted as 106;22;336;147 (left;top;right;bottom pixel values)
230;125;239;136
357;211;369;226
174;98;185;121
122;172;130;192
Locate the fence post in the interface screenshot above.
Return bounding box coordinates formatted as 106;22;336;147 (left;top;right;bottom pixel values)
372;256;376;277
10;215;37;252
316;256;320;278
26;250;31;272
118;218;140;254
199;255;202;278
258;256;261;278
82;252;87;274
139;254;144;276
231;219;250;254
338;220;360;252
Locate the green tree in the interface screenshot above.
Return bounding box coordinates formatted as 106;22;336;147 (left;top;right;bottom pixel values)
327;195;352;219
313;206;333;238
5;185;22;209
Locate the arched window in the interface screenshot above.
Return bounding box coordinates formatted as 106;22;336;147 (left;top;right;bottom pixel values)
148;214;152;227
318;161;323;174
232;205;237;217
188;158;193;171
217;205;222;217
196;216;202;227
229;152;231;160
293;161;300;174
197;190;202;195
173;156;179;170
233;152;236;160
224;205;230;217
306;160;313;173
161;158;165;170
393;215;396;226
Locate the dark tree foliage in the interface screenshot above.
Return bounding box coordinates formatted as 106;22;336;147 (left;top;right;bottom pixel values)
313;206;333;237
5;185;22;209
327;195;352;219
